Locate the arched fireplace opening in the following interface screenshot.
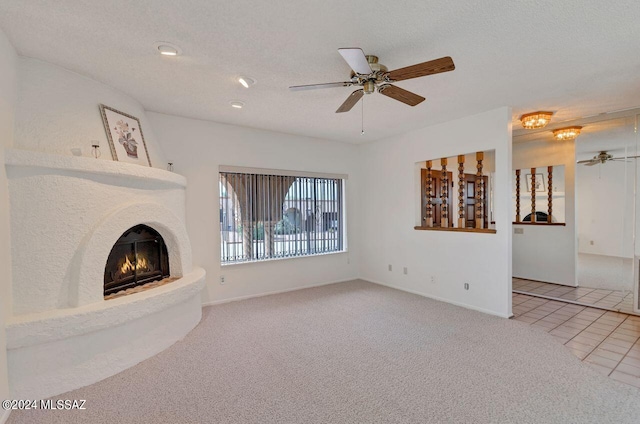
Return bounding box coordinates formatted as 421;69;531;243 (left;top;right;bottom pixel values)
104;224;170;296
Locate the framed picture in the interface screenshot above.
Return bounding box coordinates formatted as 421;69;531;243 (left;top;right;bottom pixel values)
526;173;546;193
99;105;152;167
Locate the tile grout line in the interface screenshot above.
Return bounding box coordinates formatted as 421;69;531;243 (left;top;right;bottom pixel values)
528;301;574;326
566;314;632;376
607;318;640;377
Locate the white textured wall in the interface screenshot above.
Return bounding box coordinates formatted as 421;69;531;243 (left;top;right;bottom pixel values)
148;112;360;305
0;25;16;411
14;58;167;168
577;160;634;258
512;139;576;286
578;253;633;291
358;107;513;318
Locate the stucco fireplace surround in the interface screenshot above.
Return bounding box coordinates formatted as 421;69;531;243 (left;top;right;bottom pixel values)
3;148;205;400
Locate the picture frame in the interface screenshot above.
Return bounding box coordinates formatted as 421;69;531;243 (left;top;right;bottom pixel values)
525;173;545;193
99;104;152;167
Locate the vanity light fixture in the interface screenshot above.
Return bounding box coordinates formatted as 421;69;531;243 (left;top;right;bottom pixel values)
230;101;245;109
553;126;582;141
520;111;553;129
238;76;256;88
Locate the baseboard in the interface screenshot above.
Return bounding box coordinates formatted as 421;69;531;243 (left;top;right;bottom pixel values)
1;409;10;424
201;278;356;307
512;275;578;288
363;278;512;319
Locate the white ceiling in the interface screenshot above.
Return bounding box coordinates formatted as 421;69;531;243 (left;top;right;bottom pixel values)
1;0;640;143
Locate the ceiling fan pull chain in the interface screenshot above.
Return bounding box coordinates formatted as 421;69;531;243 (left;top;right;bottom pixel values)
361;96;365;135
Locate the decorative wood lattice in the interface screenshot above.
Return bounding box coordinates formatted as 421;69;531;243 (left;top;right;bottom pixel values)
530;167;536;222
475;152;484;229
515;169;521;223
458;155;465;228
513;166;561;225
547;166;553;223
441;158;449;228
425;160;433;227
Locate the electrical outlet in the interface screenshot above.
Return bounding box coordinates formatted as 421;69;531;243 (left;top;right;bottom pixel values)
514;228;524;234
347;256;351;264
464;283;470;290
388;264;392;272
430;276;436;284
590;240;594;246
220;275;226;285
403;267;408;275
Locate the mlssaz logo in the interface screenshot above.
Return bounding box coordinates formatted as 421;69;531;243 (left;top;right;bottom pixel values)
41;399;87;410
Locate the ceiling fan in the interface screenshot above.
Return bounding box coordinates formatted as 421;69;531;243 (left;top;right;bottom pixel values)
577;151;640;166
289;48;455;113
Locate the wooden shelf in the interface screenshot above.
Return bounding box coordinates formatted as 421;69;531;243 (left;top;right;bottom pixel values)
512;222;566;226
414;226;496;234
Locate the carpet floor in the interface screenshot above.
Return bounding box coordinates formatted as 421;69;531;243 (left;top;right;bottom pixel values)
8;280;640;423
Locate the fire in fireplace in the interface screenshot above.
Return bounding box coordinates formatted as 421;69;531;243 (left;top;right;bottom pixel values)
104;224;170;296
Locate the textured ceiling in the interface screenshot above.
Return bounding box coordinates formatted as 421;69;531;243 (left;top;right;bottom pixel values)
1;0;640;143
513;111;640;158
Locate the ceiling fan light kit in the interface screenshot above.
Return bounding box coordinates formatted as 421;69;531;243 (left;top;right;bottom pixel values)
520;111;553;129
289;47;455;114
553;126;582;141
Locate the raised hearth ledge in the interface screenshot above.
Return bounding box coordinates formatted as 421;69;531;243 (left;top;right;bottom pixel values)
7;268;205;399
4;148;186;188
6;267;205;349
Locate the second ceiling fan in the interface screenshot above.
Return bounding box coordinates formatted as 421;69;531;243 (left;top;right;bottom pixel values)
289;48;455;113
578;151;640;166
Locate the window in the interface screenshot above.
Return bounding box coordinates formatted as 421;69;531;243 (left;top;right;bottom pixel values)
219;167;345;264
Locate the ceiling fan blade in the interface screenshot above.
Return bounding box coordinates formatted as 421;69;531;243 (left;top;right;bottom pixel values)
289;82;353;91
577;159;599;165
611;155;640;160
336;89;364;113
378;84;425;106
585;161;600;166
338;48;372;75
386;56;455;82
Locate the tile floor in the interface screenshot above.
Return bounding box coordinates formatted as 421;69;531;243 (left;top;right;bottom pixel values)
513;278;636;315
512;292;640;388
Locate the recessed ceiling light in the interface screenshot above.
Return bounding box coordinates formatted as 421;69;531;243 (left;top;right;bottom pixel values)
238;76;256;88
154;42;182;57
229;101;245;109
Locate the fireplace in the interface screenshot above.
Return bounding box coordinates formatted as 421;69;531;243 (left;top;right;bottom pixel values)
104;224;170;296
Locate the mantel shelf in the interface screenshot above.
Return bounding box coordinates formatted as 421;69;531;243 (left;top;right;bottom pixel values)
4;148;186;188
414;226;497;234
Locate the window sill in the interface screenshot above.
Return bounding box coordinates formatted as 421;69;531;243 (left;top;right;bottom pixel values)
414;226;496;234
513;222;566;226
221;250;348;267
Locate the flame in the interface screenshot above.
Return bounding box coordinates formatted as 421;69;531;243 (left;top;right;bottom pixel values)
120;254;150;275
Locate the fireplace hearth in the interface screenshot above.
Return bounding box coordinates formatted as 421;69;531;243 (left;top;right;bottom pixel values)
104;224;170;296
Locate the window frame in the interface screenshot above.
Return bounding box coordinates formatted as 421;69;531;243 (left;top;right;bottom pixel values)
218;167;348;266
